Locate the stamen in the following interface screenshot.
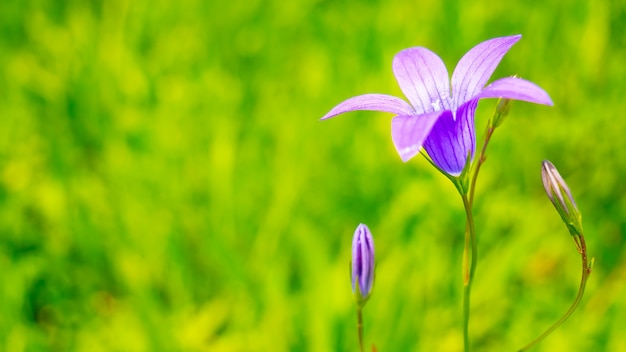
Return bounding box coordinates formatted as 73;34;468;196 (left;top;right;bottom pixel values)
431;99;442;111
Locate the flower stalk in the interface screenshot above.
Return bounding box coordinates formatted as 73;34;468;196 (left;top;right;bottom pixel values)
458;182;477;352
517;233;592;352
455;99;509;351
517;161;593;351
469;98;512;205
357;305;364;352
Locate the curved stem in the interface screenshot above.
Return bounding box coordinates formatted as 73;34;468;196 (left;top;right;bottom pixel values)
517;234;591;351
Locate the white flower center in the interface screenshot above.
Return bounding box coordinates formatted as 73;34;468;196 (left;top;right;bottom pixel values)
431;99;442;111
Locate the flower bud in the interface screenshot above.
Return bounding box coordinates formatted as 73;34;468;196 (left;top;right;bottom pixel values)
351;223;375;302
541;160;583;235
491;75;518;128
492;98;512;128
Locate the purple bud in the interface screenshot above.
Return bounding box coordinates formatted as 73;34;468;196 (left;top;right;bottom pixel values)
351;224;375;299
541;160;583;235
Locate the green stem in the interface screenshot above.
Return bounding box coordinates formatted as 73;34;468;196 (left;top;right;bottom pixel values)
458;187;478;352
357;305;364;352
517;234;591;351
460;119;499;352
455;122;493;352
469;125;495;207
427;109;500;351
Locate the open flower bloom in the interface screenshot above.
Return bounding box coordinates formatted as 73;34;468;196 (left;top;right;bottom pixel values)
322;35;553;176
351;223;375;299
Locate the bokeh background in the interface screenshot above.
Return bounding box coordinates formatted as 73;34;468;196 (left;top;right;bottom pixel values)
1;0;625;351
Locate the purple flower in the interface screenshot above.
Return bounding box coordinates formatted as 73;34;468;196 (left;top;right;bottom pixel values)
322;35;553;176
351;223;375;299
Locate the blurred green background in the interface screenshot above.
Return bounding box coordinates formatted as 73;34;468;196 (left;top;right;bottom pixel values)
1;0;625;351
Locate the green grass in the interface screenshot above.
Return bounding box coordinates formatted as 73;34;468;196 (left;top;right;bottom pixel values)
1;0;625;351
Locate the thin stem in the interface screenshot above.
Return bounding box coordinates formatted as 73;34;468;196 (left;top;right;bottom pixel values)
517;234;591;351
459;108;500;352
429;108;501;351
458;187;478;352
469;124;495;207
357;305;364;352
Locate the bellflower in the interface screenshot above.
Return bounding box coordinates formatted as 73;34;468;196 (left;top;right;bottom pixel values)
351;223;375;300
322;35;553;176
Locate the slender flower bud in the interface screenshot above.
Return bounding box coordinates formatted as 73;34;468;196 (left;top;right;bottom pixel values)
541;160;583;235
490;75;518;128
351;223;375;303
492;98;512;128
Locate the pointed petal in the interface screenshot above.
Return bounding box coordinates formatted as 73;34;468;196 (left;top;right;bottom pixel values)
475;77;553;106
321;94;414;120
392;47;451;114
423;101;478;176
392;112;445;162
452;35;521;107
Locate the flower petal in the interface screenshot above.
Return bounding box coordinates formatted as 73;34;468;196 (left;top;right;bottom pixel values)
475;77;553;106
423;101;477;176
451;35;521;108
321;94;414;120
392;112;445;162
393;47;451;114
